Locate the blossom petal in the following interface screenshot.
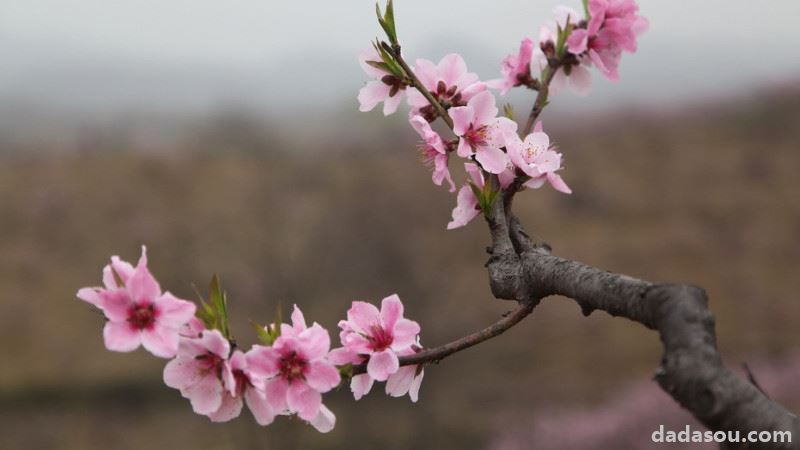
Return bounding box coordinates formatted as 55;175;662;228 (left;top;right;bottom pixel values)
103;321;141;353
385;365;416;398
141;325;179;358
245;387;276;426
99;289;132;322
367;349;399;382
351;373;374;401
568;65;592;96
265;378;289;413
163;357;202;390
304;361;340;393
475;146;509;174
155;292;196;328
357;81;390;112
449;106;474;137
347;301;381;333
245;345;281;379
391;319;420;351
309;404;336;433
380;294;403;330
290;304;307;331
469;91;499;126
76;287;103;308
287;382;322;421
184;374;224;415
207;393;244;422
547;172;573;194
409;369;425;403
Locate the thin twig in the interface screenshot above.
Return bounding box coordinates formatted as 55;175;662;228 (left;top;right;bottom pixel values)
381;42;454;130
351;300;535;375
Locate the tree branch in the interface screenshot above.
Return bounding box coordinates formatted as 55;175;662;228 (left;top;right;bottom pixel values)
381;42;453;129
351;299;535;376
484;195;800;448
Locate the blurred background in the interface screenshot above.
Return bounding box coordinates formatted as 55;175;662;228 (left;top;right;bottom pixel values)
1;0;800;448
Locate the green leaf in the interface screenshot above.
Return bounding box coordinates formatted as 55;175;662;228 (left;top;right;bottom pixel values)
208;274;230;339
503;104;515;120
338;363;354;380
252;321;279;346
582;0;590;19
375;0;398;46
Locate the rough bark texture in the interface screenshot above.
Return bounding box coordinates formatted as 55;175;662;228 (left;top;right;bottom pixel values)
490;196;800;449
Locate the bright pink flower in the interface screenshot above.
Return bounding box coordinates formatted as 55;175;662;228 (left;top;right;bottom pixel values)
566;0;648;81
488;38;534;96
338;294;421;396
449;91;517;174
410;114;455;192
163;330;230;415
507;123;572;194
77;246;196;358
407;54;486;120
358;48;406;116
246;305;340;430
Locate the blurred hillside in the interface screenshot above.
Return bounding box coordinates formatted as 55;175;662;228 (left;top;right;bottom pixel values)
1;87;799;449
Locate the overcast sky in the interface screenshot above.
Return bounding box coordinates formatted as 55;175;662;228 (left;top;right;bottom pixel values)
1;0;799;120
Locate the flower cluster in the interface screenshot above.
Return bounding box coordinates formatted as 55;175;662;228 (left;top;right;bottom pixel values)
77;249;425;433
357;1;647;230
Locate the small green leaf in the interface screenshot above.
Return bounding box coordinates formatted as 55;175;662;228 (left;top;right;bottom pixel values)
208;274;230;339
338;363;354;380
582;0;590;19
375;0;398;46
503;104;515;120
252;321;279;346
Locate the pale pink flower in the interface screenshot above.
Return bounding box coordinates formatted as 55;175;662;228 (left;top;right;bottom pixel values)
449;91;517;174
407;53;486;120
566;0;648;81
77;246;196;358
211;349;277;424
337;294;422;400
246;305;340;430
507;122;572;194
447;162;515;230
488;38;535;96
385;345;425;402
535;9;592;96
358;48;406;116
410;114;455;192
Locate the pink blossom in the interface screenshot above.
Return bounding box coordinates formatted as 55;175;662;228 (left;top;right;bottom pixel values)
385;346;425;402
449;91;517;174
507;122;572;194
358;48;406;116
337;294;422;400
447;162;516;230
407;54;486;120
163;330;228;414
410;114;455;192
566;0;648;81
77;246;196;358
246;305;340;431
535;9;592;96
488;38;534;96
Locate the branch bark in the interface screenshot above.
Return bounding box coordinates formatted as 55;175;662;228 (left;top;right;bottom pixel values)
486;197;800;449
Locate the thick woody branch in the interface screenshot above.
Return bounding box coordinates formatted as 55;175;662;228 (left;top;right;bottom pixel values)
486;197;800;449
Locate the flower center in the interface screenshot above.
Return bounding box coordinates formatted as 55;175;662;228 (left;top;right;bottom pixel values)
195;352;225;379
279;351;307;382
464;125;489;149
127;302;156;330
367;324;393;352
232;369;250;396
